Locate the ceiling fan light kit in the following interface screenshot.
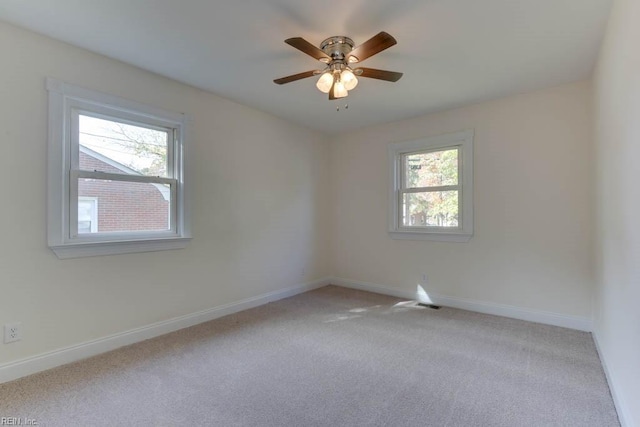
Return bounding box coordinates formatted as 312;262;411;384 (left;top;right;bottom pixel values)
316;72;334;93
274;32;403;100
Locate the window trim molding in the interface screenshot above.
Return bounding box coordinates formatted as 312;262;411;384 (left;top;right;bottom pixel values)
388;130;474;242
46;78;191;258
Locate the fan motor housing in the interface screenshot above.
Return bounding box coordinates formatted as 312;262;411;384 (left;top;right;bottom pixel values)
320;36;354;60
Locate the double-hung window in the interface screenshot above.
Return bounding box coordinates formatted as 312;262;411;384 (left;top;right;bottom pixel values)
388;130;473;242
47;78;191;258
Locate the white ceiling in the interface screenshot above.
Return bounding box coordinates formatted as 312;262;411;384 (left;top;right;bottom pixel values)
0;0;612;134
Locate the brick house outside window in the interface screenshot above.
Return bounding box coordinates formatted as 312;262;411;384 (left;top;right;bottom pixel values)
78;146;170;234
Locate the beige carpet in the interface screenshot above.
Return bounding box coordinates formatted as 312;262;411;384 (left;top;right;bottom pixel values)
0;286;619;426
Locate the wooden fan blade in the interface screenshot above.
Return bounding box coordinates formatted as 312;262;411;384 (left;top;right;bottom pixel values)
355;67;403;82
273;70;317;85
285;37;331;62
348;32;397;63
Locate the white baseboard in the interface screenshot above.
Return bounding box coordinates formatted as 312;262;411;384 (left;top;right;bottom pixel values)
592;329;632;427
0;277;330;385
330;277;592;332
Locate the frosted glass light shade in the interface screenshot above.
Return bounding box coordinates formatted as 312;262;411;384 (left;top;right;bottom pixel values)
341;69;358;90
316;72;334;93
333;81;348;98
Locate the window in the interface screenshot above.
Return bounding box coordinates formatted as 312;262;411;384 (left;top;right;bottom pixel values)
47;78;191;258
388;130;473;242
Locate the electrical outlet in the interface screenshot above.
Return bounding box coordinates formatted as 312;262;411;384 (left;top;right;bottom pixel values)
4;322;22;344
421;273;428;283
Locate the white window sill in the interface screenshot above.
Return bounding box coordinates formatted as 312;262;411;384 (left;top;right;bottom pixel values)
50;237;192;259
389;231;472;242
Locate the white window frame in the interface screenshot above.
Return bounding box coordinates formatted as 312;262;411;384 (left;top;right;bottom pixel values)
47;78;191;258
388;130;474;242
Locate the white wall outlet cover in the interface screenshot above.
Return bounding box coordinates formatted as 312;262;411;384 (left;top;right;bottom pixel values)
4;322;22;343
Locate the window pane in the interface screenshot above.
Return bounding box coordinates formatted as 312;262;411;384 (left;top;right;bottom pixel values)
404;148;458;188
78;178;171;233
402;191;459;227
78;197;98;234
79;115;169;177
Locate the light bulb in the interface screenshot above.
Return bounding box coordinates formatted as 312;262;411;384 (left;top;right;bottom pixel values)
341;69;358;90
316;72;333;94
333;80;348;98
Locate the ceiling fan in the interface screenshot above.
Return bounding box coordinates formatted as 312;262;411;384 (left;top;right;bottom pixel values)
274;32;403;100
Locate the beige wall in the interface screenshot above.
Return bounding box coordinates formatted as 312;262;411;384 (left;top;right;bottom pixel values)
330;80;593;317
0;22;331;365
593;0;640;424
